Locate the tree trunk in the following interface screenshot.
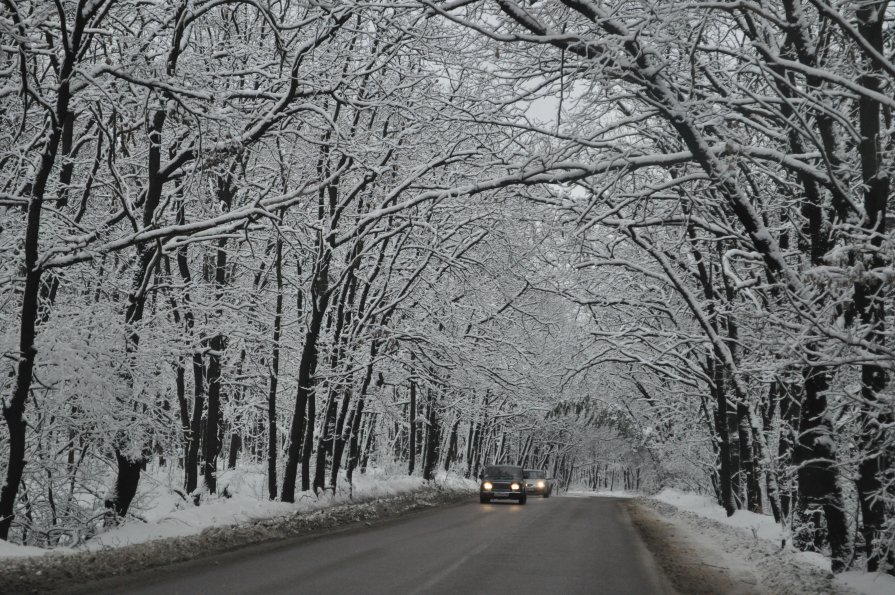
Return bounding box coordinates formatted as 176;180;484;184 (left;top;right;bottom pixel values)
203;335;223;494
105;451;142;523
281;250;329;502
708;355;736;516
266;232;284;499
185;352;205;495
227;432;241;470
445;418;460;472
0;9;78;537
737;402;759;512
795;366;851;572
853;5;891;572
408;378;417;475
313;391;338;493
423;393;440;481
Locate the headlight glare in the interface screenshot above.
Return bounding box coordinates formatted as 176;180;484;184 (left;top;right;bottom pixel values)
511;482;520;490
537;480;546;488
483;481;493;490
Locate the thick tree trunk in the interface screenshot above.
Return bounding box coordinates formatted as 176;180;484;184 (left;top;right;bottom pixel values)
281;251;330;502
105;451;142;523
795;366;851;572
853;5;891;572
227;432;241;470
313;392;338;493
423;394;440;481
185;353;205;495
267;233;284;499
708;355;736;516
445;418;460;472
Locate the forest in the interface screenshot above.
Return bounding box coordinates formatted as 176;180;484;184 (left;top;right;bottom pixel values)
1;0;894;577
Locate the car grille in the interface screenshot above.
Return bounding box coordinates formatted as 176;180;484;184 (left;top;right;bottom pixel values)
489;481;516;491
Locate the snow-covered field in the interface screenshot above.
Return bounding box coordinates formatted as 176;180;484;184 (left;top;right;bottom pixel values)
0;465;477;559
648;488;895;595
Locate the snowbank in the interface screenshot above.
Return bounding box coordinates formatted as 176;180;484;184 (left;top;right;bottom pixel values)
1;466;478;557
0;540;49;558
563;489;636;499
0;474;477;593
648;488;895;595
87;467;471;551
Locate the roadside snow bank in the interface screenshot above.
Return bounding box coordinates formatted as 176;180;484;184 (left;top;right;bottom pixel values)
563;489;636;499
0;478;476;594
87;467;468;551
0;540;49;558
645;489;895;595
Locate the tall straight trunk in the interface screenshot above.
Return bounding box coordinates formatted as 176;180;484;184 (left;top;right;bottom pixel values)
267;232;284;500
329;395;354;489
408;378;417;475
853;4;891;572
361;414;376;472
313;391;338;493
301;379;317;493
184;352;205;494
464;421;476;478
168;214;204;495
472;423;484;479
281;250;330;502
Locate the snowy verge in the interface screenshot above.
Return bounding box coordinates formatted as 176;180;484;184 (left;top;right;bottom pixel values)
0;478;476;594
642;489;895;595
562;488;636;499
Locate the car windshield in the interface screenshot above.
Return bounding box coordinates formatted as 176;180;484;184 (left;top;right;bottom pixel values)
484;465;522;479
524;470;546;479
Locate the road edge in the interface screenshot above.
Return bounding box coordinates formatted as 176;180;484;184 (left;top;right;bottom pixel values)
628;497;855;595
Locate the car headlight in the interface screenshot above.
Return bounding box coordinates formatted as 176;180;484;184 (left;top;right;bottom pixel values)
537;480;546;488
483;482;493;490
511;482;520;490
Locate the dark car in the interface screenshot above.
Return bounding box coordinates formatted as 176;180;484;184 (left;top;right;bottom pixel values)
523;469;553;498
479;464;527;504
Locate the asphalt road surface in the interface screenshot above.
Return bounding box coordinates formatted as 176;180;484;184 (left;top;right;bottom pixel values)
88;496;670;595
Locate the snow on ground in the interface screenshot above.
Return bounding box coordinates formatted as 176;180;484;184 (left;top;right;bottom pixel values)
0;539;49;558
90;466;438;550
0;464;478;558
649;488;895;595
0;481;477;594
563;488;636;499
